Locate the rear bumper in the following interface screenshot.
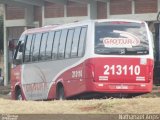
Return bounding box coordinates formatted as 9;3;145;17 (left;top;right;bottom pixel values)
87;82;152;93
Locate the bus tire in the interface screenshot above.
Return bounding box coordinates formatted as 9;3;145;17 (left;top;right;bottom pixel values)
16;88;23;100
56;85;65;100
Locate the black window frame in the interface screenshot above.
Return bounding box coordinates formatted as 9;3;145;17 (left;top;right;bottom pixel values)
52;30;62;60
78;26;87;57
58;29;68;59
65;29;75;59
31;33;42;62
24;34;34;63
45;31;55;60
39;32;49;61
71;27;82;58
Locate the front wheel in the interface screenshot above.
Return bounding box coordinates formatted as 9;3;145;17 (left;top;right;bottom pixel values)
56;86;66;100
16;89;23;100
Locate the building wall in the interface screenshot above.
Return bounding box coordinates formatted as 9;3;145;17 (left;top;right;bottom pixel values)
7;27;24;41
45;2;64;18
110;0;132;15
4;0;159;23
67;1;87;17
6;4;25;20
3;0;159;42
34;6;42;27
97;1;107;19
135;0;157;14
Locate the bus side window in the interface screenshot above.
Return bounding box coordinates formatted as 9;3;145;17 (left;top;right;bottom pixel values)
30;35;36;62
78;27;87;57
24;34;33;62
32;33;42;62
58;29;68;59
39;32;48;61
52;31;61;60
46;31;55;60
65;29;74;59
71;27;81;57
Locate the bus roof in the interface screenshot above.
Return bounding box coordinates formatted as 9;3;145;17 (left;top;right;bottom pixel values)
22;19;145;35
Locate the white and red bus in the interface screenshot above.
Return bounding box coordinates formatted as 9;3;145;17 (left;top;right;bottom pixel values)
11;19;154;100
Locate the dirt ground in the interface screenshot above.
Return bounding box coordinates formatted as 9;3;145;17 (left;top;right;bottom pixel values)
0;97;160;114
0;85;160;120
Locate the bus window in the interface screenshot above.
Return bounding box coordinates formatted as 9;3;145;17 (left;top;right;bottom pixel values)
71;27;81;57
32;33;42;62
52;31;61;60
46;31;55;60
78;27;87;57
65;29;74;59
95;22;149;55
58;29;68;59
24;34;33;62
30;35;36;62
39;32;48;61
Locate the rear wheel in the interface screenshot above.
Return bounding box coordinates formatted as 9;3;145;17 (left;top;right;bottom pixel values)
16;89;22;100
56;86;65;100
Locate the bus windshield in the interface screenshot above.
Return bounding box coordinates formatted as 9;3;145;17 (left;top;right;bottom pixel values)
95;21;149;55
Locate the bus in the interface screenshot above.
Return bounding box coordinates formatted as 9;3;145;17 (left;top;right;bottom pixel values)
11;19;154;100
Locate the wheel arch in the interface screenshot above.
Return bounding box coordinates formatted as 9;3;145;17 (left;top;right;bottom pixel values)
56;82;64;93
15;85;21;95
14;84;25;100
15;85;21;92
56;82;65;99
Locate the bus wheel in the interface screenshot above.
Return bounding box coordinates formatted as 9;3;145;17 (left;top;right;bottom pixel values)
56;85;65;100
16;88;22;100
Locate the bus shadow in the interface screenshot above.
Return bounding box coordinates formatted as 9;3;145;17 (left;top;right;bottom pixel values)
67;92;144;100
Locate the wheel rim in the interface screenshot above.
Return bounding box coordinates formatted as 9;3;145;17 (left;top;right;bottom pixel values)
17;94;22;100
16;89;22;100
